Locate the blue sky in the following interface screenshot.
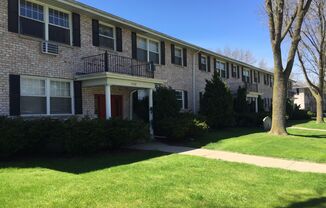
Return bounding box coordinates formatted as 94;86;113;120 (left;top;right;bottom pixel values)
78;0;273;68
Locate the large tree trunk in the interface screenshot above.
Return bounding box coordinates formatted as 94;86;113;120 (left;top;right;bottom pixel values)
270;69;288;135
315;94;324;124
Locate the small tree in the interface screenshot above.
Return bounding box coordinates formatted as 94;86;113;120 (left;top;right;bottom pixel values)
234;87;249;113
200;71;234;129
153;86;180;122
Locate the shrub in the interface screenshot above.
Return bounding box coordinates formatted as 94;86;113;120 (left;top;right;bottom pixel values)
156;114;208;141
200;71;234;129
0;117;27;158
153;86;180;121
0;117;150;158
234;87;250;113
286;99;311;120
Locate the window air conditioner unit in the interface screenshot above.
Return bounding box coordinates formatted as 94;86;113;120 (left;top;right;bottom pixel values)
41;41;59;55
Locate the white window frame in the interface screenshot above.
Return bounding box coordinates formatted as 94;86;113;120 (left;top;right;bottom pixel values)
137;34;161;64
19;0;44;22
175;90;185;110
99;22;116;50
215;60;226;78
201;55;208;72
18;0;73;45
20;76;75;116
174;46;183;66
243;69;250;82
232;64;237;78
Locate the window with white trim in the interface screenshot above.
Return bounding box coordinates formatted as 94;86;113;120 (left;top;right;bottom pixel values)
19;0;72;45
50;81;72;114
20;77;73;115
149;40;159;64
232;65;237;78
201;55;208;71
136;36;160;64
21;78;46;115
99;24;115;50
215;60;226;78
175;90;185;109
253;71;257;83
243;69;250;83
174;47;183;66
20;0;44;21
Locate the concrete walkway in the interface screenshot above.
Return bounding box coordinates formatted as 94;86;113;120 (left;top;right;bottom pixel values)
289;126;326;132
130;142;326;174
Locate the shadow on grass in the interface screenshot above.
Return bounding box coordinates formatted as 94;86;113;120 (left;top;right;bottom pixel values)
283;197;326;208
0;149;168;174
180;128;264;148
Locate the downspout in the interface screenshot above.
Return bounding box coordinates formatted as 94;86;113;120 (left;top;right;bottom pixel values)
192;50;200;114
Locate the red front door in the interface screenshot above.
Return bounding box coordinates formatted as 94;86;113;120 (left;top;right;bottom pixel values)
95;94;123;119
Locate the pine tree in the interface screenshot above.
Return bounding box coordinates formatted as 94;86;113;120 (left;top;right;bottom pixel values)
200;71;234;129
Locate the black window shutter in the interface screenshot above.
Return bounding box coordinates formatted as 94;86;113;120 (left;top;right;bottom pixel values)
171;44;175;64
213;58;216;70
237;65;240;79
198;53;202;70
92;19;99;47
74;81;83;115
250;70;253;83
116;27;123;52
242;67;245;82
9;74;20;116
8;0;19;33
184;91;188;109
72;13;81;47
131;32;137;59
207;56;211;72
160;41;165;65
226;62;229;78
183;48;187;67
258;72;261;83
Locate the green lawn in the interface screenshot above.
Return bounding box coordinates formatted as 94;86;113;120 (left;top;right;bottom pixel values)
188;128;326;163
289;119;326;130
0;151;325;208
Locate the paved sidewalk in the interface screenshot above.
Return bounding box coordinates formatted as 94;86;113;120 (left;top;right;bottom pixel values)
289;126;326;132
130;142;326;174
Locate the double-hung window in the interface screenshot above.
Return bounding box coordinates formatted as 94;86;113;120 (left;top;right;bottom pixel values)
48;8;71;44
20;76;73;115
137;36;160;64
50;81;72;114
19;0;72;45
99;24;115;50
243;69;250;83
201;56;208;71
175;90;185;110
20;78;46;115
232;65;237;78
254;71;258;83
215;60;226;78
19;0;45;39
174;47;183;66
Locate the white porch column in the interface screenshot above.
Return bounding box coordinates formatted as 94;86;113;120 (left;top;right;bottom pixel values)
148;88;154;139
105;84;112;119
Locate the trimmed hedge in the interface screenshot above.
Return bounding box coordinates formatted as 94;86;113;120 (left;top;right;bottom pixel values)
155;113;208;141
0;117;149;158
